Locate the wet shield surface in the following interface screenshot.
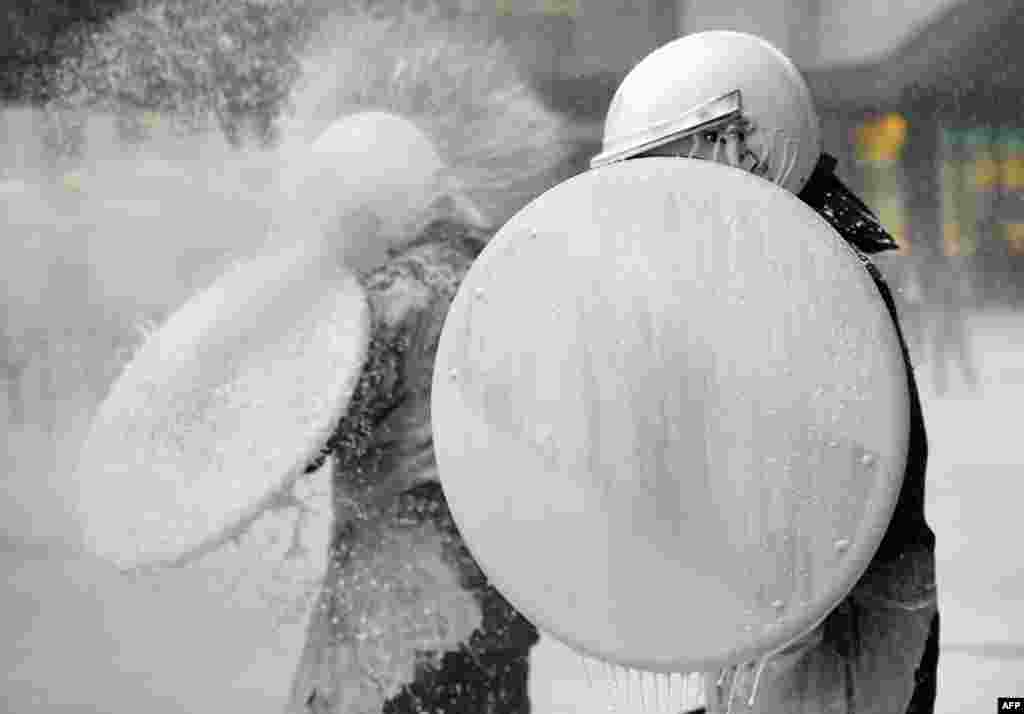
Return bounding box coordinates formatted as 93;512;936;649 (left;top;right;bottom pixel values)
431;158;910;674
73;245;369;571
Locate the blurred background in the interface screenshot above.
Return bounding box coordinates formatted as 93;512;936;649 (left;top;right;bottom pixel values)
2;1;1021;712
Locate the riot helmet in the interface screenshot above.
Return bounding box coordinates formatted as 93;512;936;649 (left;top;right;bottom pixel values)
592;31;822;196
275;111;488;268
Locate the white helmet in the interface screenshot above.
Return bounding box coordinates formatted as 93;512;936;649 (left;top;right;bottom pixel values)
592;31;822;195
280;111;444;226
275;111;487;268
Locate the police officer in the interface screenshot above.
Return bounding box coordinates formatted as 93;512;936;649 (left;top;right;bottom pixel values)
590;30;937;714
283;12;571;710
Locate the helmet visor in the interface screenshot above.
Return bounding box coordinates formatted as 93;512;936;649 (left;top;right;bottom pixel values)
591;90;743;169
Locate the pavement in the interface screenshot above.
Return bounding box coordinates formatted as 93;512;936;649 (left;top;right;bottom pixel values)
920;309;1024;713
0;541;305;713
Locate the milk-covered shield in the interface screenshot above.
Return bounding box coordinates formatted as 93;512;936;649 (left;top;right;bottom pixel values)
74;244;369;572
70;241;368;702
431;158;910;674
72;109;451;573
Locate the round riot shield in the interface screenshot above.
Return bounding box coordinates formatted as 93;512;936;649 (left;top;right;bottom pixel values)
431;158;909;674
74;244;369;571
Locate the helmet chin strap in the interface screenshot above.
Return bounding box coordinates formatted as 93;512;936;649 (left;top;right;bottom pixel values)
777;134;801;188
735;127;800;189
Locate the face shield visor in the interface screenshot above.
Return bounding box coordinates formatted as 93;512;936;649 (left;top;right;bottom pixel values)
591;90;802;191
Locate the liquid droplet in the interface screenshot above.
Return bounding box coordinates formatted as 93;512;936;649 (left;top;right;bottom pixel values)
676;672;687;707
747;656;770;707
860;451;877;467
622;663;638;708
835;538;850;552
447;368;457;381
643;670;656;711
474;287;485;300
771;599;785;611
652;671;666;712
578;653;594;689
716;668;729;687
602;661;614;683
603;663;617;699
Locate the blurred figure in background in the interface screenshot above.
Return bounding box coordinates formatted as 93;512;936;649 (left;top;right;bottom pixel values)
893;253;929;369
919;254;980;396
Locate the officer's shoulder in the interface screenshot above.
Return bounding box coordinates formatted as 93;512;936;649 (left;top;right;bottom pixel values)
400;219;491;267
362;219;490;311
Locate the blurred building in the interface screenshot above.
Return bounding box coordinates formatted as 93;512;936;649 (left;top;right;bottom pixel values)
454;0;1024;304
7;0;1024;300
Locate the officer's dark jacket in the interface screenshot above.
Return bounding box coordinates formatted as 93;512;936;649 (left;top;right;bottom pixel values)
766;155;938;714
